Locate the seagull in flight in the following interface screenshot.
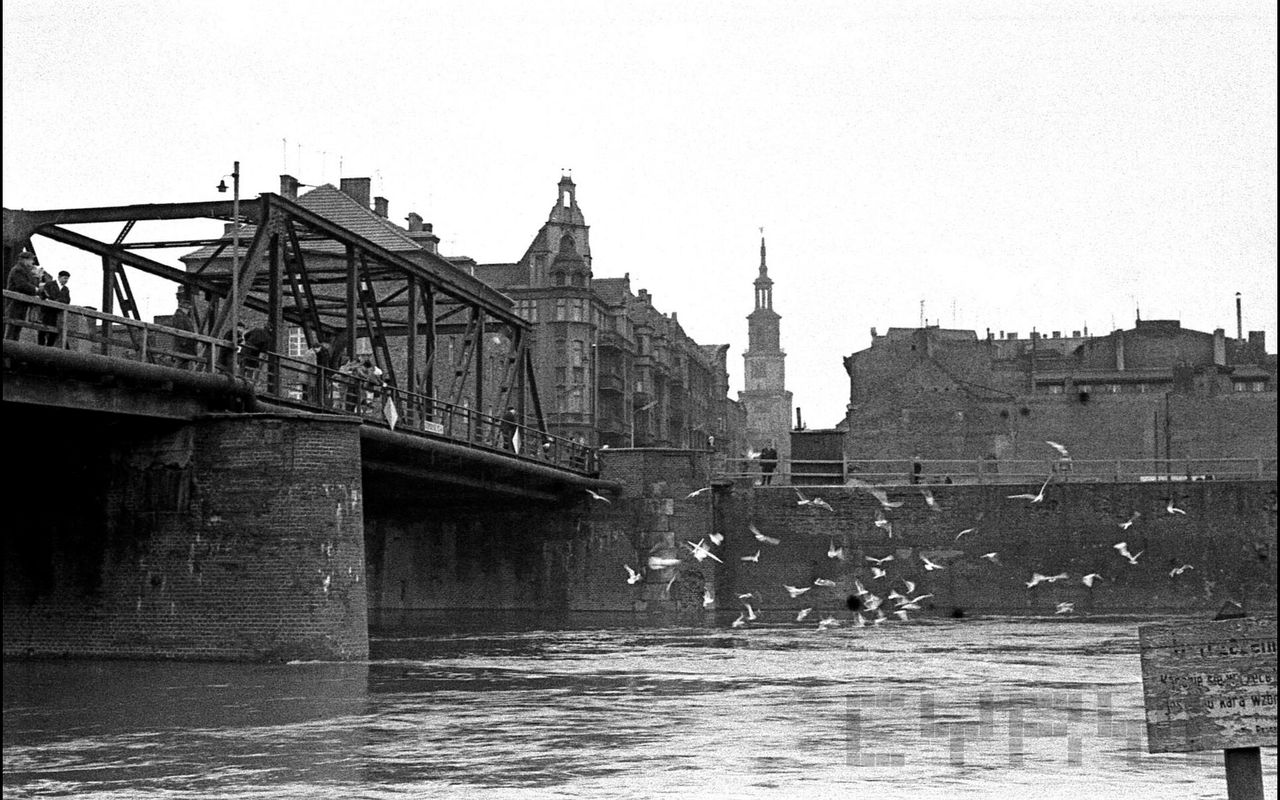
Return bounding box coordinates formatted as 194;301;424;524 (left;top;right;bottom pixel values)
1169;564;1195;577
685;539;723;563
852;613;867;628
893;609;911;621
1046;441;1071;459
980;552;1001;565
648;555;681;570
708;532;724;546
703;588;715;608
865;554;894;566
1119;511;1141;530
796;607;813;622
1113;542;1143;565
740;550;760;563
901;579;916;595
795;489;834;511
623;564;643;584
870;567;887;580
920;554;945;571
817;616;840;630
738;592;756;600
813;578;838;587
1055;602;1075;615
955;527;976;541
828;540;846;561
846;477;904;509
1166;499;1187;515
901;593;933;606
745;603;758;621
920;488;942;511
585;488;612;504
1008;473;1052;503
873;510;893;538
784;585;812;598
731;613;746;628
1025;572;1067;588
1081;573;1102;588
750;524;780;545
685;487;711;499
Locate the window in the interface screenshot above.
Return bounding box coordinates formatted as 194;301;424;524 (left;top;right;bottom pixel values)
533;255;547;285
568;388;583;411
571;299;583;322
355;336;373;356
555;300;566;321
287;326;307;357
751;362;766;378
555;367;566;384
571;340;584;368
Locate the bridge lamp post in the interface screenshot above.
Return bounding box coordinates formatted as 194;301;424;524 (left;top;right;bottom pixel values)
217;161;240;375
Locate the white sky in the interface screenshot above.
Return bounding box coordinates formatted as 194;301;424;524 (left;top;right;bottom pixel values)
4;0;1276;427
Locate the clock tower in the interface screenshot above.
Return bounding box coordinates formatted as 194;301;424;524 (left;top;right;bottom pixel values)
739;233;793;463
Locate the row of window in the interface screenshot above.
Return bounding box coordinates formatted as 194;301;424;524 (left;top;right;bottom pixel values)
1042;380;1270;394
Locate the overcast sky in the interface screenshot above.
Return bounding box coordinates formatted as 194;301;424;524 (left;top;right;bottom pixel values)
4;0;1276;427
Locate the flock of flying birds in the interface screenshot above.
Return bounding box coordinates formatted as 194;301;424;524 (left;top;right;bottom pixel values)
590;440;1198;630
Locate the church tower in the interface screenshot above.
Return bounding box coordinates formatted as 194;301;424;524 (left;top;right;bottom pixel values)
738;233;793;462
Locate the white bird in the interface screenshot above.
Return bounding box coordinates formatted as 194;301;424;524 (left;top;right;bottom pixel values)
708;532;724;546
873;510;893;538
853;613;867;628
737;592;755;600
817;616;840;630
1119;511;1141;530
784;585;812;598
1081;573;1102;587
901;579;916;595
731;614;746;628
685;539;723;563
664;572;679;597
893;609;910;621
585;488;612;504
902;593;934;605
955;528;976;541
796;607;813;622
845;477;904;509
740;550;761;563
871;566;887;580
1025;572;1064;588
1113;542;1143;565
1055;602;1075;615
795;489;835;511
1046;441;1071;459
703;588;715;608
866;554;894;565
980;552;1001;565
685;487;711;499
828;540;846;561
872;610;888;626
745;603;758;621
750;524;780;545
862;592;883;611
1169;564;1195;577
853;579;869;597
648;555;681;570
887;589;905;603
1166;499;1187;515
624;564;643;584
813;578;838;587
746;449;762;460
921;488;942;511
920;554;945;571
1008;473;1052;503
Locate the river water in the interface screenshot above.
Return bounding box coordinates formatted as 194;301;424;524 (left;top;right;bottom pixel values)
3;615;1275;799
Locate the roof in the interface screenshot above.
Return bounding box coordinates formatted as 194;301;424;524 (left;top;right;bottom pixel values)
472;262;526;289
591;277;631;305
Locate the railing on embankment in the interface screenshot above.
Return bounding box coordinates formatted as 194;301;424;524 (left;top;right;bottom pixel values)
718;457;1278;487
2;292;596;474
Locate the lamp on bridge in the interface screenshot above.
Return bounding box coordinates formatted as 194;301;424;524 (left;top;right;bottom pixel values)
217;161;240;373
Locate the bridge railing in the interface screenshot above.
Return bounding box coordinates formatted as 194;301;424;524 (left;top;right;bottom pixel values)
719;456;1278;487
4;293;597;473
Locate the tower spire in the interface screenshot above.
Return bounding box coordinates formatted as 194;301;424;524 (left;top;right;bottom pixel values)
759;226;767;277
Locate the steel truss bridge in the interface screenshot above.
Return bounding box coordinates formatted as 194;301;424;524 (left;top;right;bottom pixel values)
3;194;604;500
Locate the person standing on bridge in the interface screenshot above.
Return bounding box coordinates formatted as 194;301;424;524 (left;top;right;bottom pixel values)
500;406;520;451
759;442;778;486
38;270;71;346
5;250;41;341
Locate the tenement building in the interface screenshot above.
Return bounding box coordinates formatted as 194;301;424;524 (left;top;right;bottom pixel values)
472;175;745;451
840;318;1277;466
737;235;793;463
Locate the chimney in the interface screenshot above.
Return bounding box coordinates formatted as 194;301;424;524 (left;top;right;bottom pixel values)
1213;328;1226;366
373;196;388;218
339;177;372;208
1052;331;1060;339
1236;292;1243;342
406;212;423;232
1072;330;1080;338
279;174;299;200
405;214;439;254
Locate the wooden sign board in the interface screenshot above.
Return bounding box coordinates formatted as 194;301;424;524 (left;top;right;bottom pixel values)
1139;617;1277;753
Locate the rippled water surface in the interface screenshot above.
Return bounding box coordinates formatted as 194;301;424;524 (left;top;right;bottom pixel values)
4;616;1275;799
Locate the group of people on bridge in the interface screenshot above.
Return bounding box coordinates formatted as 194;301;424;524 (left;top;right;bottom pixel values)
5;249;70;345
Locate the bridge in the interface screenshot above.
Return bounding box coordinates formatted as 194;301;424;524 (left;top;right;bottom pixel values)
3;194;608;503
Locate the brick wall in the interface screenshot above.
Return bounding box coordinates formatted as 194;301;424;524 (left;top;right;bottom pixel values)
715;480;1277;617
3;413;368;661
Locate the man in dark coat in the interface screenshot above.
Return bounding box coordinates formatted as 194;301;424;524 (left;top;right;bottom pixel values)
38;270;70;346
499;406;519;450
759;443;778;485
5;251;41;341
